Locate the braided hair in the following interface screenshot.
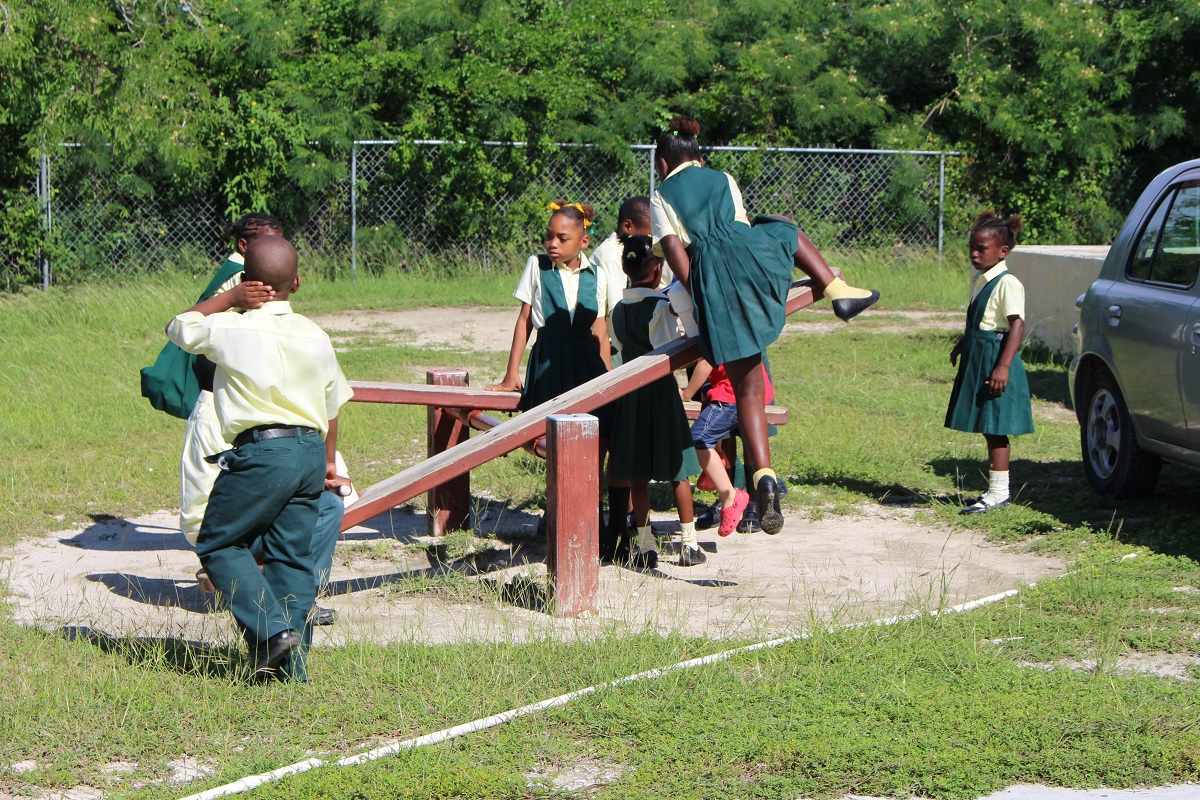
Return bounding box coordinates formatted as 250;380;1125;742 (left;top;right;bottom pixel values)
969;210;1024;249
226;212;283;248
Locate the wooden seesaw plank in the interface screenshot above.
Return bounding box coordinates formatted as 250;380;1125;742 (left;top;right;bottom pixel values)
348;382;523;411
341;279;819;530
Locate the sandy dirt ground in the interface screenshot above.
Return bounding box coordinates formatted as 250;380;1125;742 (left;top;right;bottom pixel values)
312;306;964;356
5;304;1194;799
3;500;1065;648
4;306;1048;646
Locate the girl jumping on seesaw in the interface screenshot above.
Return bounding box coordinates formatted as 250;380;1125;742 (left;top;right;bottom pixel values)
606;234;703;568
945;211;1034;513
651;115;879;534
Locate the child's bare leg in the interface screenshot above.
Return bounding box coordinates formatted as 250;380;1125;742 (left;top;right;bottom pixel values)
672;480;694;524
793;229;878;321
961;434;1012;514
726;354;784;534
794;229;838;287
698;448;738;508
725;355;770;471
986;434;1011;471
631;482;651;529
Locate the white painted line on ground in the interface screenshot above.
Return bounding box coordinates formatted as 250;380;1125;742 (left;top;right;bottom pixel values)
179;553;1139;800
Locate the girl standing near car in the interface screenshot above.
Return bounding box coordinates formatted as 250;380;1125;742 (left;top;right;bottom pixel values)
945;211;1035;513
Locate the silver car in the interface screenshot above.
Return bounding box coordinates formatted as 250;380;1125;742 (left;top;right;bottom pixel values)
1069;158;1200;497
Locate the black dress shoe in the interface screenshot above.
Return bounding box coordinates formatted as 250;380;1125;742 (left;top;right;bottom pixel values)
253;630;301;676
756;474;784;535
695;501;722;531
678;545;707;567
959;496;1009;514
313;606;338;626
832;290;880;322
736;501;762;534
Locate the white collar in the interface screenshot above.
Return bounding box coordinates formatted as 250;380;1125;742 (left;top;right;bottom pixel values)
974;261;1009;284
664;160;704;181
622;287;665;301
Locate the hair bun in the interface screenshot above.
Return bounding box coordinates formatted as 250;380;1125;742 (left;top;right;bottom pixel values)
668;115;701;138
1007;214;1025;236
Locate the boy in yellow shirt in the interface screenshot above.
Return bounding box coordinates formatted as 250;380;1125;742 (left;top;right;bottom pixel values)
167;236;353;681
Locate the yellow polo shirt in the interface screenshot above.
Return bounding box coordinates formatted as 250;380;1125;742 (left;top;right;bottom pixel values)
168;300;353;441
970;261;1026;333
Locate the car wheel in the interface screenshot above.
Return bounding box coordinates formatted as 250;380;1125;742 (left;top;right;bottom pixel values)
1079;369;1162;498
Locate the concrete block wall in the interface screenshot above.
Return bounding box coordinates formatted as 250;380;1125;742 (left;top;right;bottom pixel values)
1005;245;1110;356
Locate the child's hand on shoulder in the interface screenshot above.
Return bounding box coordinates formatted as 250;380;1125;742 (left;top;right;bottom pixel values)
229;281;275;310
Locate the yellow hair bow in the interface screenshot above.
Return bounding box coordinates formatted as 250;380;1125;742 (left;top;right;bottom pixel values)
547;201;592;230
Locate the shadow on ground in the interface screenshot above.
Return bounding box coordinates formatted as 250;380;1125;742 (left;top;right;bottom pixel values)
62;625;242;678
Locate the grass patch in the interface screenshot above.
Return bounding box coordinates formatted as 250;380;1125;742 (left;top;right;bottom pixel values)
3;255;1200;797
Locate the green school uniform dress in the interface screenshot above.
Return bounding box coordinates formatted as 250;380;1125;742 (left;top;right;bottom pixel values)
520;255;610;418
944;270;1035;436
656;166;796;366
140;256;245;419
608;294;700;482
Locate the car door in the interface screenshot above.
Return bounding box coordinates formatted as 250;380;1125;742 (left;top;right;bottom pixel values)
1160;182;1200;449
1105;181;1200;446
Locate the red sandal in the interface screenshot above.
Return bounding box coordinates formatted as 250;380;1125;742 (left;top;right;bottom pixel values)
718;490;749;537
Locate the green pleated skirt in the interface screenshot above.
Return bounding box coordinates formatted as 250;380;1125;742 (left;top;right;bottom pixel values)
945;329;1035;436
521;326;612;432
691;214;796;366
609;374;700;482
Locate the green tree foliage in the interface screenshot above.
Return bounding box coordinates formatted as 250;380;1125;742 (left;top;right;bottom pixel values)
1;0;1198;268
844;0;1200;240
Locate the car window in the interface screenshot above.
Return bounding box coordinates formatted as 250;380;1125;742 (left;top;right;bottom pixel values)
1129;181;1200;288
1157;183;1200;286
1128;190;1172;281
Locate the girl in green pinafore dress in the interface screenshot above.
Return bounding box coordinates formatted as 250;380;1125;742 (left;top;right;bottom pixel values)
945;211;1034;514
490;199;612;414
651;115;880;536
606;234;704;569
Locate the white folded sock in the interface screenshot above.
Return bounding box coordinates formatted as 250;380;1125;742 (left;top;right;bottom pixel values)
982;470;1010;505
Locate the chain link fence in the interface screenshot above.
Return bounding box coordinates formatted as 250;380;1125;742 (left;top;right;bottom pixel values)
3;142;960;289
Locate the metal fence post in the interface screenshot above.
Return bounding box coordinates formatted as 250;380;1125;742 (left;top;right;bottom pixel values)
38;150;50;290
350;141;358;279
648;144;657;195
938;152;947;262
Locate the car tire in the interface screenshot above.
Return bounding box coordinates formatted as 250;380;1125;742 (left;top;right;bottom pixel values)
1079;369;1162;498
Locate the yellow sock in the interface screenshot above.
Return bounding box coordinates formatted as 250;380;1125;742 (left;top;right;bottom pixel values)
824;276;874;301
752;468;776;487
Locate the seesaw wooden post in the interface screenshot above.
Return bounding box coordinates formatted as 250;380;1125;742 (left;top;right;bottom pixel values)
426;369;471;536
545;414;599;617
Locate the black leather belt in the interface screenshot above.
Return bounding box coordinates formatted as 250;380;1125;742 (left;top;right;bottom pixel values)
233;425;317;448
